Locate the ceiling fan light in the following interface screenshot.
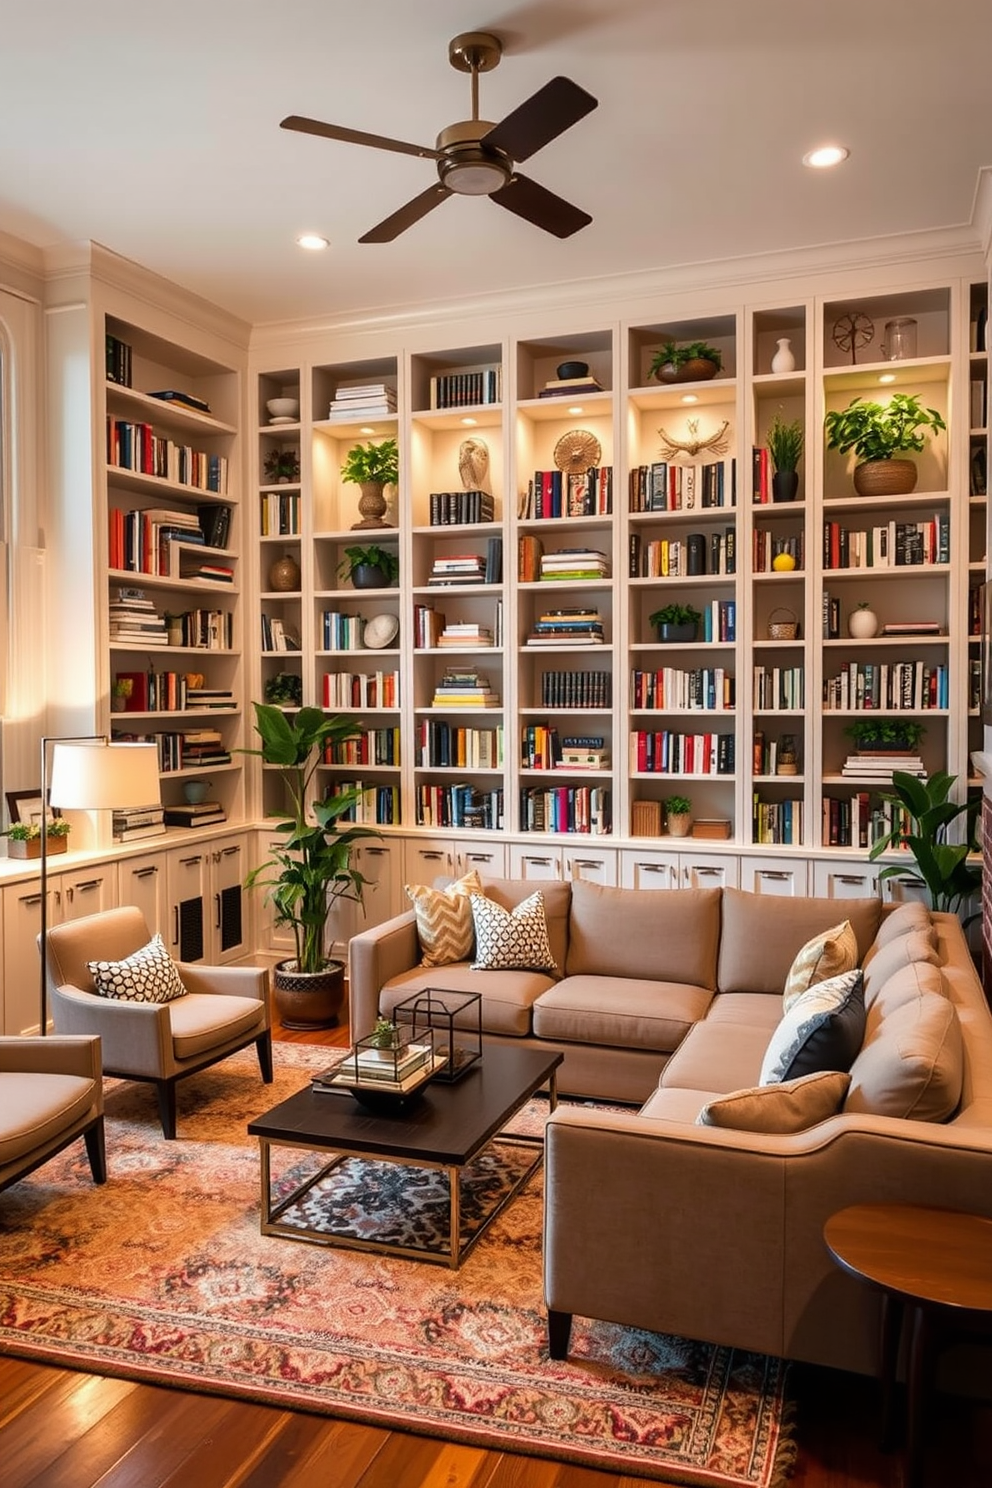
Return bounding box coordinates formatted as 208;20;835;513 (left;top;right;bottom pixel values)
296;232;329;250
802;144;849;170
442;157;510;195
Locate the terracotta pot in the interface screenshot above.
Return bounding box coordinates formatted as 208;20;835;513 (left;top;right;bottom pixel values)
272;959;345;1030
853;458;918;498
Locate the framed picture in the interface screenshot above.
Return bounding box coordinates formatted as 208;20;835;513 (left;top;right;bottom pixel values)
5;791;59;828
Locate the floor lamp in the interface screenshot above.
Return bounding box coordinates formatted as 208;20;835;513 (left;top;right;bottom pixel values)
39;736;161;1034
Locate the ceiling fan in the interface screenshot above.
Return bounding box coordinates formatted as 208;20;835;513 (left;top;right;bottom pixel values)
280;32;598;243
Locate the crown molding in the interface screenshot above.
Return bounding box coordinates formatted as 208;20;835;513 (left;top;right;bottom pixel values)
0;229;45;302
972;168;992;265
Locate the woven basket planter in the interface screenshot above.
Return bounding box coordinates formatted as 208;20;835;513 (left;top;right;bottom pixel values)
767;607;799;640
853;458;918;498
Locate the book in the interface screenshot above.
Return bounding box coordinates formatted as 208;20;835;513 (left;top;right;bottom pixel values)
148;389;211;413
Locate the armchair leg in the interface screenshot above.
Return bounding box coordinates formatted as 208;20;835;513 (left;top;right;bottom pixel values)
156;1080;178;1140
256;1030;274;1083
548;1309;573;1360
84;1117;107;1184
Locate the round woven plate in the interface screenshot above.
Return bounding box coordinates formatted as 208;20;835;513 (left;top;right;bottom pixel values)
553;428;602;474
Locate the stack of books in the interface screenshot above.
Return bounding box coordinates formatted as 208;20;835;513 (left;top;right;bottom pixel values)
841;752;927;779
315;1042;436;1094
540;548;610;581
526;607;606;646
556;737;609;770
429;490;494;525
538;373;603;398
427;554;486;585
185;687;235;710
431;668;501;708
327;383;397;420
181;728;230;767
108;588;168;647
880;621;942;637
112;803;166;843
163;799;228;829
438;621;494;648
178;552;234;584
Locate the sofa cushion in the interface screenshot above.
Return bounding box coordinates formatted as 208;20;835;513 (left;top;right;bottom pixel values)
470;891;557;972
0;1072;96;1165
661;1022;772;1094
873;901;934;949
846;991;963;1121
405;869;482;968
865;960;946;1032
698;1071;852;1133
782;920;858;1011
565;881;721;988
701;993;783;1032
87;933;187;1004
718;891;882;995
483;879;571;975
533;975;714;1053
759;970;866;1085
168;994;266;1060
638;1086;723;1123
379;963;554;1038
862;927;939;1004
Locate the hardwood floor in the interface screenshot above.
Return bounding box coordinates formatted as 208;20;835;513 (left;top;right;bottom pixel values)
2;1009;989;1487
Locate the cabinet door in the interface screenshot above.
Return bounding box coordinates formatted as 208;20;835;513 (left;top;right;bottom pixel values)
562;846;617;885
208;836;247;962
680;852;739;890
739;857;809;896
3;879;46;1034
252;830;295;953
352;840;403;935
404;839;458;884
119;851;169;939
59;865;117;923
453;840;507;881
167;846;210;962
507;845;563;881
880;870;929;906
811;861;879;899
619;850;680;891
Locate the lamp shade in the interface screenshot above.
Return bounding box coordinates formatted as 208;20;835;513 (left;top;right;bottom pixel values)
49;741;160;811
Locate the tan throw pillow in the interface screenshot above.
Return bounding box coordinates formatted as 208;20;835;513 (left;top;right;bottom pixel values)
470;891;558;972
845;992;963;1121
405;870;483;968
783;920;858;1011
698;1071;851;1133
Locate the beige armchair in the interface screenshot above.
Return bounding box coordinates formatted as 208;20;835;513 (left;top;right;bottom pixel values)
43;906;272;1139
0;1035;106;1191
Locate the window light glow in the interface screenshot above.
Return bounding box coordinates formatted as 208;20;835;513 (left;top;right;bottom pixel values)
802;144;849;170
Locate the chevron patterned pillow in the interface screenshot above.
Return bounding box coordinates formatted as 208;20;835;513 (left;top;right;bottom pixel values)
405;869;484;968
470;891;558;973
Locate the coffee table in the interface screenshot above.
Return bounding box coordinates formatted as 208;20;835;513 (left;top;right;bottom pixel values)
248;1043;562;1268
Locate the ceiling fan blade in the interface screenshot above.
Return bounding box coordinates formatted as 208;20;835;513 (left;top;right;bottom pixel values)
359;183;453;243
490;172;592;238
482;77;597;163
280;115;439;161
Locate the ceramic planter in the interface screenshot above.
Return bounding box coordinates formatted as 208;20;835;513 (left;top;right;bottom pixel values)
848;607;879;639
657;622;698;643
666;813;692;838
350;563;390;590
772;470;799;502
272;959;345;1030
853;458;918;498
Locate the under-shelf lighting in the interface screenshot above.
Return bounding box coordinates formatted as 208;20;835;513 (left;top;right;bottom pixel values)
359;425;376;435
567;405;584;415
879;373;897;384
802;144;849;170
461;417;477;426
681;394;698;404
296;233;329;250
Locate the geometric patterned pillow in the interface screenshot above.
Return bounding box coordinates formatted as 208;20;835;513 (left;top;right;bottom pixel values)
469;891;558;973
87;933;188;1003
405;870;483;968
782;919;858;1012
759;969;865;1085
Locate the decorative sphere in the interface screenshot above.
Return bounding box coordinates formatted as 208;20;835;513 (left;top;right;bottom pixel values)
772;552;796;572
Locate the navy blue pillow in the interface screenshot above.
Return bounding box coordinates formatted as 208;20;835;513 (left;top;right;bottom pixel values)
759;970;865;1085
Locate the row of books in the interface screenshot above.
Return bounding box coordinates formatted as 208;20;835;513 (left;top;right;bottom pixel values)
823;517;950;570
111;728;229;773
428;489;495;525
519;785;611;835
107;419;228;494
539;669;611;708
260;490;301;536
109;588;169;646
106;334;133;388
437;621;496;648
331;782;401;826
753;665;805;711
630;666;736;712
537;372;603;399
327;383;396;420
164;800;228;829
415;721;504;769
431;668;501;709
753;530;804;573
635;532;735;579
428;368;501;410
321;610;398;652
322;727;401;767
819;794;913;851
526;607;606;647
630;730;737;775
752;797;805;846
260;614;301;652
628;458;737;513
520;467;613;520
427;536;503;587
113;804;166;843
700;598;737;644
540;547;609;581
415;784;504;831
822;660;949;711
322;670;399;710
520;726;611;771
752;734;800;777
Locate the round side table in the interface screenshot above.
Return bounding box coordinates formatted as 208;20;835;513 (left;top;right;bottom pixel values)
824;1202;992;1488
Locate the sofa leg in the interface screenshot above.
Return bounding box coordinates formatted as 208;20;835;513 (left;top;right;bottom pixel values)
156;1080;178;1140
84;1117;107;1184
548;1309;573;1360
256;1030;274;1084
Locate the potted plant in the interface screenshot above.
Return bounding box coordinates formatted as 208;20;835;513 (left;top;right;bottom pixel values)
4;819;71;859
648;602;703;643
338;543;399;591
111;677;133;712
341;437;399;531
242;702;382;1027
824;392;946;497
845;718;926;753
649;340;722;384
367;1015;402;1058
664;794;693;837
848;600;879;639
263;448;301;484
767;413;804;502
264;671;303;707
869;770;981;922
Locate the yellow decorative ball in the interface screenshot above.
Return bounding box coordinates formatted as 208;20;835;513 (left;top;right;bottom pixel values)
772;552;796;572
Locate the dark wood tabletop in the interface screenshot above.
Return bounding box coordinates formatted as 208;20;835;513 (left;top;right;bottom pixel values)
248;1042;563;1166
824;1203;992;1313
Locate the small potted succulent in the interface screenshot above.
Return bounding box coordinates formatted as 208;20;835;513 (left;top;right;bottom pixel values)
338;543;399;591
649;602;703;643
664;795;693;837
368;1016;402;1058
824;393;945;497
767;413;804;502
4;819;71;859
649;339;722;384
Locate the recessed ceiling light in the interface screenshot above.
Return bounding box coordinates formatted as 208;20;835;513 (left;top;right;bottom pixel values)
296;233;329;250
681;394;698;404
802;144;850;170
879;373;897;384
461;417;477;426
359;426;376;435
567;405;584;415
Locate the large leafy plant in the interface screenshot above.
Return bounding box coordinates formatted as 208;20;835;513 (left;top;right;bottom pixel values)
242;703;381;973
824;393;945;463
869;770;981;922
340;438;399;486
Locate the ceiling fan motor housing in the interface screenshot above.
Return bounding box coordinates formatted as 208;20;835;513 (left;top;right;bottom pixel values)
436;121;511;196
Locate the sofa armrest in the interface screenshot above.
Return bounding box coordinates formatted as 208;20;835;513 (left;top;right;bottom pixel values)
50;983;174;1079
0;1033;102;1081
348;909;420;1041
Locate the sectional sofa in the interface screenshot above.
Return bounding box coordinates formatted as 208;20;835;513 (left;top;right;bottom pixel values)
349;878;992;1373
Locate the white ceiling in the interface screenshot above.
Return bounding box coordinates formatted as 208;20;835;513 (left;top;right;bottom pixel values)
2;0;991;329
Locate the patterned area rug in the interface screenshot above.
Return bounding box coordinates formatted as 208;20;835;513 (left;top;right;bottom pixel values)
0;1045;795;1486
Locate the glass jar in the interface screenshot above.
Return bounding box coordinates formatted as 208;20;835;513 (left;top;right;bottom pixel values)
882;317;918;361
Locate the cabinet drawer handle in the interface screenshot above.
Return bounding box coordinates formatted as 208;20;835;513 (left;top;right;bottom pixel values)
221;845;239;858
525;856;553;866
180;855;202;867
365;847;388;856
134;866;158;879
465;852;493;863
836;874;866;885
20;893;43;907
636;862;666;873
420;851;444;860
172;907;179;946
74;879;103;893
571;859;601;869
759;870;790;881
215;893;221;929
693;867;721;877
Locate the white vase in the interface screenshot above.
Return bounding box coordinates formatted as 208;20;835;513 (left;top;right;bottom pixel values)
771;337;796;374
848;606;878;639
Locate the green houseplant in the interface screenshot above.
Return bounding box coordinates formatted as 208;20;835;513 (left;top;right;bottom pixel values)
824;393;946;497
338;543;399;590
648;602;703;642
649;340;722;384
4;818;71;859
242;702;382;1027
845;719;926;752
664;794;693;837
767;414;804;502
263;448;301;483
341;437;399;532
869;770;981;922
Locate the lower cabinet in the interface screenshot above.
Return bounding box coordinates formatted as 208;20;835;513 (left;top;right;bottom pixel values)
3;861;117;1034
507;843;617;884
739;856;810;896
119;833;248;964
811;860;880;899
619;848;739;891
403;836;508;886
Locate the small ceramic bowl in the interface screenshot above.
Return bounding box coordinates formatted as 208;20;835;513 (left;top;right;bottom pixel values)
556;361;589;380
266;397;299;420
183;780;212;805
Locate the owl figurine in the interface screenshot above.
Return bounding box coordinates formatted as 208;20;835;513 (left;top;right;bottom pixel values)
458;437;489;491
